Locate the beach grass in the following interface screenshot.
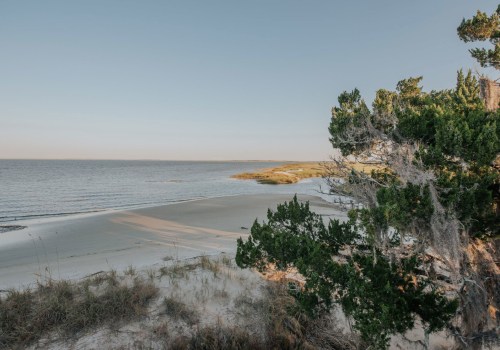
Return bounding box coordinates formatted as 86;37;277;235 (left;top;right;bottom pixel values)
163;296;200;326
0;254;358;349
0;272;158;348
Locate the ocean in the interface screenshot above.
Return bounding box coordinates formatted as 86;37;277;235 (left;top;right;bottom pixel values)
0;160;328;224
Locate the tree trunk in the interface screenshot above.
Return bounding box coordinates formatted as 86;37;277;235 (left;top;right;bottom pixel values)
479;78;500;111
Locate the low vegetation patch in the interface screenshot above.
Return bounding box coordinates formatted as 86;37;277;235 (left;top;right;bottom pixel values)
0;273;157;348
160;263;194;280
232;162;382;184
232;162;326;184
163;296;200;326
165;283;357;350
0;256;361;349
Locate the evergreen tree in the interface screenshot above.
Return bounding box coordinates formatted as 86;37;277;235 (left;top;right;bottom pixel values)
237;6;500;349
457;5;500;69
236;196;458;349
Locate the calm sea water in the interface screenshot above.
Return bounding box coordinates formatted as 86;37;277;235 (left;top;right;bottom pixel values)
0;160;327;223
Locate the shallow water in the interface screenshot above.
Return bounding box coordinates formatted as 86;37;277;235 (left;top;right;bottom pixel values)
0;160;328;223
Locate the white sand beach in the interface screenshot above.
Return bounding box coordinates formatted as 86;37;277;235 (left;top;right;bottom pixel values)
0;194;346;290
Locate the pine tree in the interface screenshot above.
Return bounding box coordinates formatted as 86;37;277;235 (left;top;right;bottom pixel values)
457;5;500;69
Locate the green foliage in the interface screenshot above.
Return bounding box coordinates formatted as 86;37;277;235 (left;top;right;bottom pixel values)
396;76;424;102
241;70;497;348
340;252;457;348
376;183;434;232
329;89;371;156
236;196;458;349
457;6;500;69
330;71;499;237
373;89;397;116
455;70;483;111
372;89;398;133
238;7;499;348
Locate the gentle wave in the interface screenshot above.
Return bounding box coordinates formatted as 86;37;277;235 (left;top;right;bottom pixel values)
0;160;327;224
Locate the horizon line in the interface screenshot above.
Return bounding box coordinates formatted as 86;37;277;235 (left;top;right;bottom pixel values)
0;158;327;162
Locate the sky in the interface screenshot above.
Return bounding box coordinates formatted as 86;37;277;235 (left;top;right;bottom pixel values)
0;1;497;161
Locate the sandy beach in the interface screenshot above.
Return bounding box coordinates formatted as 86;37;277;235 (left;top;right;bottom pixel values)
0;194;454;349
0;194;346;290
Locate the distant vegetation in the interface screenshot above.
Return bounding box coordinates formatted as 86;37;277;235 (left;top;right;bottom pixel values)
232;162;326;184
232;162;382;185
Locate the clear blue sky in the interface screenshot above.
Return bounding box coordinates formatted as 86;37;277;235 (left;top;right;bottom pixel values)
0;1;497;160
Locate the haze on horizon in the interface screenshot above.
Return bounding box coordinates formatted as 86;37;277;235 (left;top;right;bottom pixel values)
0;1;496;161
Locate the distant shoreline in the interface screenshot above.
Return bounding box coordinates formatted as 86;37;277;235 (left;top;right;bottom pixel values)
232;162;326;184
232;161;383;185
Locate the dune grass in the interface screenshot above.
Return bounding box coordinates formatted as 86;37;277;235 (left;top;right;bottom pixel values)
163;296;200;326
0;255;359;349
164;282;357;350
0;272;158;348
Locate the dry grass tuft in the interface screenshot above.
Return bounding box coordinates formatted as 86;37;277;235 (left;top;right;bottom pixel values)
221;255;232;267
0;275;158;348
199;255;221;275
230;282;356;350
187;325;264;350
124;265;136;276
163;296;200;326
160;262;195;280
164;281;354;350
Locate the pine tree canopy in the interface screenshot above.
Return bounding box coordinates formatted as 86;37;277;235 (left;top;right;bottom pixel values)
457;5;500;69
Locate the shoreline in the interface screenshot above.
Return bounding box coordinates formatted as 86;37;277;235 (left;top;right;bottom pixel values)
1;159;316;227
0;193;346;290
0;225;27;234
0;196;212;228
0;191;323;228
